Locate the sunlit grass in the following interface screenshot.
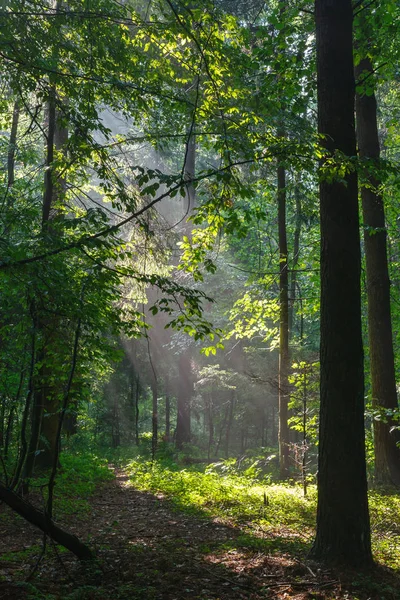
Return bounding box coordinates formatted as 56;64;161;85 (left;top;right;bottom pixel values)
126;456;400;569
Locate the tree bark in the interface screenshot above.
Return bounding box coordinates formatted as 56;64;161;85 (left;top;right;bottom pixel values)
7;100;20;188
151;377;158;460
289;182;302;335
278;160;290;478
355;57;400;488
310;0;372;566
175;127;196;450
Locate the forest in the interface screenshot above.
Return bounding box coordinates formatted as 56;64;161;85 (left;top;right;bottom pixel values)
1;0;400;598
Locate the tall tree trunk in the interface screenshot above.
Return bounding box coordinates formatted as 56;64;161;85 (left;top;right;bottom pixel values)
135;376;140;445
175;353;192;449
151;377;158;460
207;393;214;460
175;129;196;450
21;90;59;481
289;182;302;335
42;89;56;225
278;158;290;478
310;0;372;566
355;57;400;488
184;127;196;214
35;92;69;472
271;400;277;447
165;377;171;443
7;100;20;188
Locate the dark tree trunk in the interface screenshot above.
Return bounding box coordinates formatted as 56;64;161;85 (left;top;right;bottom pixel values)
184;127;196;214
4;406;15;461
7;100;20;188
22;369;45;488
355;57;400;488
175;353;192;449
35;388;60;470
42;89;56;225
310;0;372;566
63;404;78;438
0;398;4;449
271;401;277;447
278;160;290;479
12;326;36;489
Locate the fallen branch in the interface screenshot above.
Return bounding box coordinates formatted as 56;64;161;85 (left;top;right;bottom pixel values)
0;482;94;561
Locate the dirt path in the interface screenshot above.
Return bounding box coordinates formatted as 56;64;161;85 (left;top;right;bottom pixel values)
0;468;398;599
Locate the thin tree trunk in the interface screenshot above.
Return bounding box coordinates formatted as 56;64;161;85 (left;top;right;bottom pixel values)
7;100;20;188
165;382;171;443
0;398;4;449
4;406;15;461
184;127;196;214
355;57;400;488
289;183;302;335
151;378;158;460
135;376;140;445
215;399;228;456
175;129;196;450
21;367;44;489
271;401;277;447
207;393;214;461
310;0;372;566
42;89;56;225
225;391;234;458
278;158;290;479
175;353;192;449
302;367;308;498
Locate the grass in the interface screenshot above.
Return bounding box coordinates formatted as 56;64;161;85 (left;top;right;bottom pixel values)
51;451;114;517
125;455;400;570
1;448;400;599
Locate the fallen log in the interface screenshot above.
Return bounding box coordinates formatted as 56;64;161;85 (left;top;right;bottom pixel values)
0;482;94;561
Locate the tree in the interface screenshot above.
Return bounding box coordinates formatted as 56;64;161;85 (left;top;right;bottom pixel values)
277;158;290;478
310;0;372;566
354;9;400;487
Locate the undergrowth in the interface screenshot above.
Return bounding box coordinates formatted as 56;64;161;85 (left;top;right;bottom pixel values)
54;451;114;517
125;454;400;570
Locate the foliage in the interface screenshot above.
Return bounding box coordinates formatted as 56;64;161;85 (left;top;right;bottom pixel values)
125;453;400;569
126;455;316;533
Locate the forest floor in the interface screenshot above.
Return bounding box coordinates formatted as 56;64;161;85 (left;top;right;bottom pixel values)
0;465;399;600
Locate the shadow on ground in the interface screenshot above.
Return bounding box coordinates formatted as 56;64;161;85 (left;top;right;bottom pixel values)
0;468;399;599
